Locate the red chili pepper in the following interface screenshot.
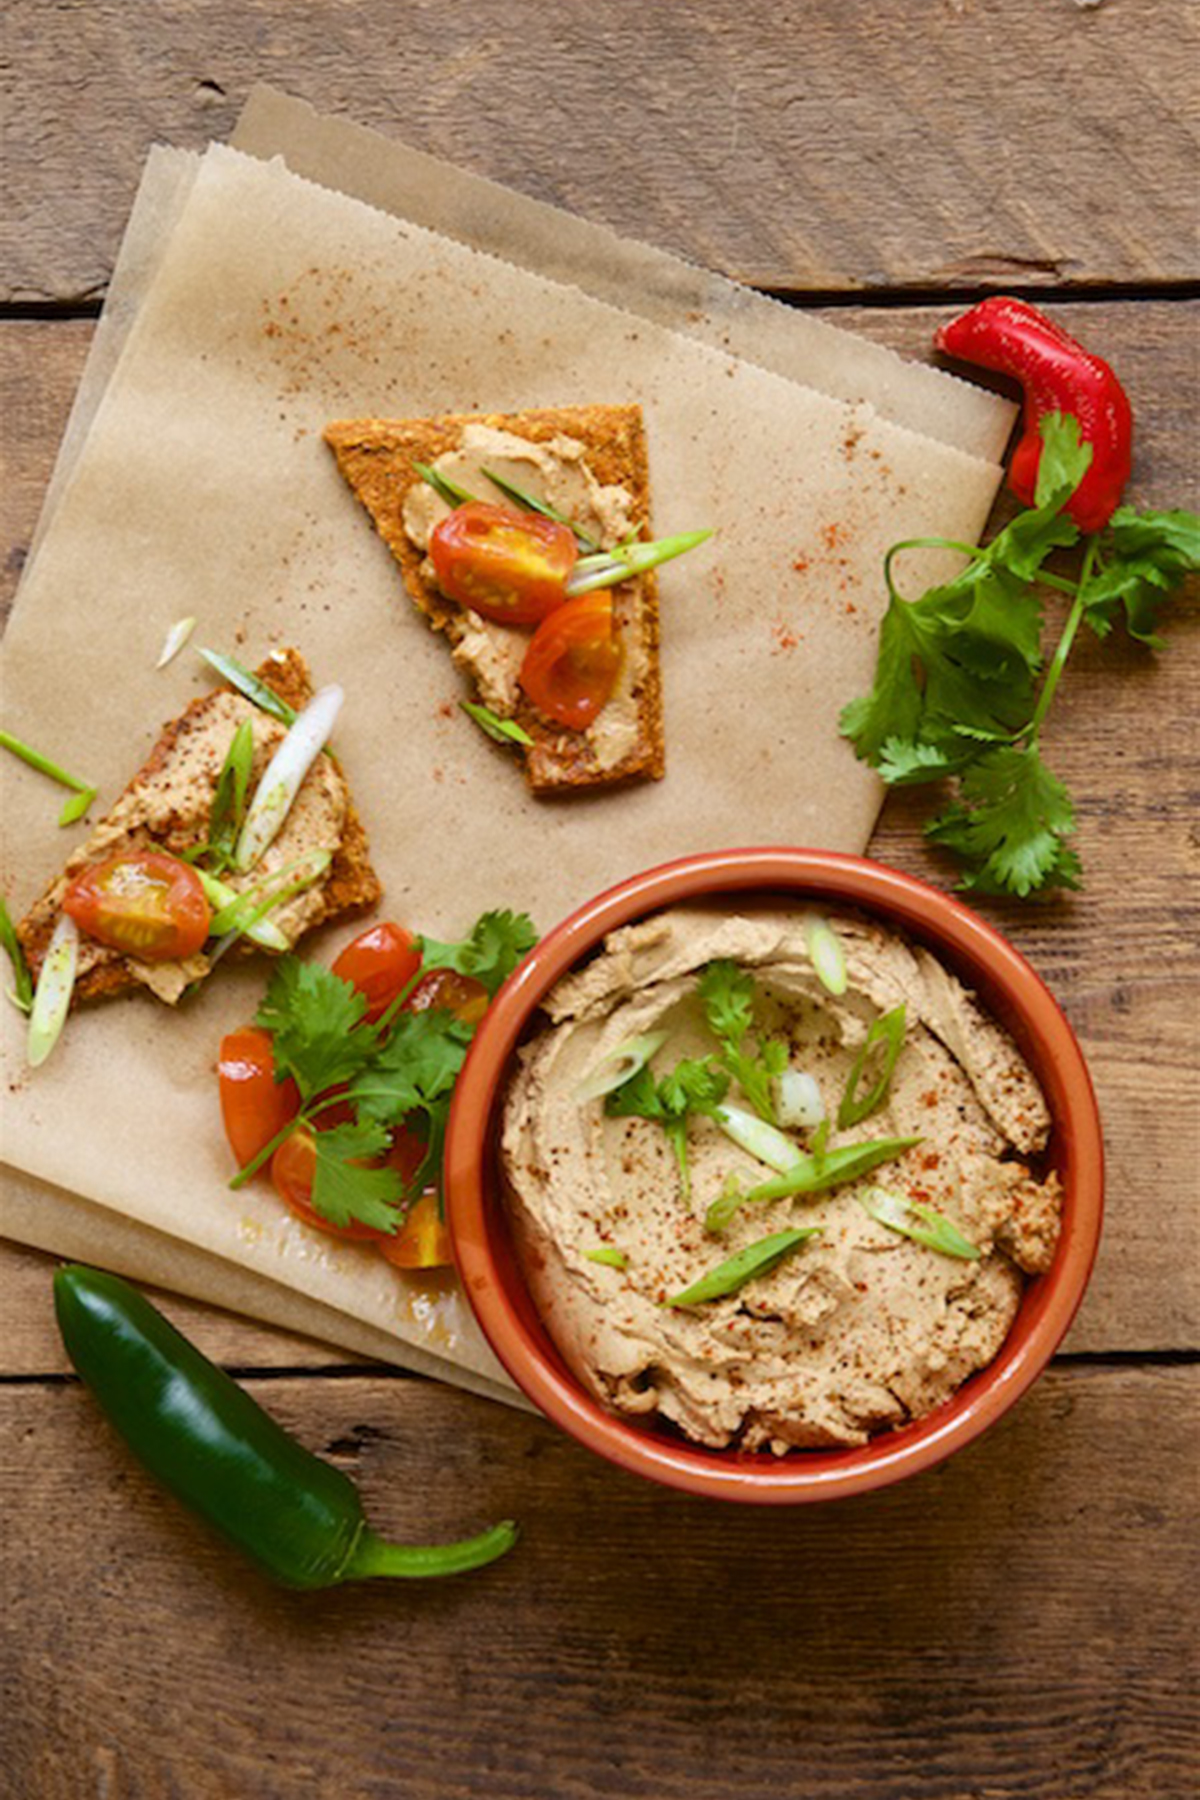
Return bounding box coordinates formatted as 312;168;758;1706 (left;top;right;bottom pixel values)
935;297;1133;532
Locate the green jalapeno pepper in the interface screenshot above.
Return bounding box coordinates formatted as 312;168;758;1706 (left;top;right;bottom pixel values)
54;1264;517;1588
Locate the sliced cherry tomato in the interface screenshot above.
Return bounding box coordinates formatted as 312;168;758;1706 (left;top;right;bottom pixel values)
270;1128;390;1242
404;966;489;1026
63;850;211;961
331;921;422;1022
429;502;577;626
218;1026;300;1169
378;1188;454;1270
519;590;621;730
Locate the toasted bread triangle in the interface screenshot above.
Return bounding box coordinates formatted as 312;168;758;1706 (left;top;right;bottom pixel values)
324;405;664;794
17;648;381;1005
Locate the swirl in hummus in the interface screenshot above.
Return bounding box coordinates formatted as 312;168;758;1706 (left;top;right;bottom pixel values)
500;905;1062;1453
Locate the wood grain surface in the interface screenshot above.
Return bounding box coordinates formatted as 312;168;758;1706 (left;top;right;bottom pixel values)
3;1366;1196;1800
3;0;1198;304
2;22;1197;1798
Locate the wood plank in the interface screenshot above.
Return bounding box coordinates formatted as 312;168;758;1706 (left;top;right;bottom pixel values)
3;0;1197;304
1;1366;1195;1799
1;300;1196;1360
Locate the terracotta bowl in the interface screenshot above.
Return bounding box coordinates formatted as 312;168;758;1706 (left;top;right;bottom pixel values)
443;849;1103;1503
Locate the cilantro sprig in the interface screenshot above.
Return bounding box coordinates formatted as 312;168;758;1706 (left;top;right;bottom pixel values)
230;908;537;1233
605;1056;730;1199
695;960;788;1121
842;414;1199;896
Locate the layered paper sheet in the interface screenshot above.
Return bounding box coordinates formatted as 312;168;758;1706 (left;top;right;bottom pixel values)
1;97;1014;1400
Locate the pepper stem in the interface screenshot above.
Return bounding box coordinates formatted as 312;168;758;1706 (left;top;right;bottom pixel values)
342;1520;519;1581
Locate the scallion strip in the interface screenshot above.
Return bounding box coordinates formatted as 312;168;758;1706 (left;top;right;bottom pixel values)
575;1030;669;1104
27;913;78;1067
0;896;34;1013
666;1227;822;1308
566;529;712;596
234;687;343;873
206;717;256;864
480;467;601;552
705;1134;921;1234
459;701;533;748
1;729;97;826
837;1004;907;1129
712;1101;804;1174
804;913;847;997
197;649;297;728
859;1188;981;1261
208;850;331;940
195;870;289;952
156;616;197;669
585;1247;628;1270
412;461;479;510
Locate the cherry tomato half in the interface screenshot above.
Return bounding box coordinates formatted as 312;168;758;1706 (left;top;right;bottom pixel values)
218;1026;300;1169
429;502;577;626
63;850;211;961
519;591;621;730
270;1128;390;1242
331;921;422;1022
404;966;490;1026
379;1189;454;1270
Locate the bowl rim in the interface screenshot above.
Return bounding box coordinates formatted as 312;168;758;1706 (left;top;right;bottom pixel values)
444;847;1105;1503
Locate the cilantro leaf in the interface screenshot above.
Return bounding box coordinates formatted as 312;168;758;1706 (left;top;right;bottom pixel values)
418;910;538;998
255;959;374;1098
695;961;786;1122
606;1055;729;1198
346;1008;472;1125
1083;505;1200;648
310;1120;406;1233
1033;412;1094;512
926;743;1082;897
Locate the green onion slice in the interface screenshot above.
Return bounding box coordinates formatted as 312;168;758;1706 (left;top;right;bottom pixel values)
837;1004;907;1130
0;896;34;1013
197;649;297;728
859;1188;981;1261
566;529;712;596
234;686;343;873
459;701;534;748
705;1134;920;1234
195;869;289;952
773;1069;825;1130
575;1030;669;1104
666;1227;822;1308
1;729;97;826
27;913;78;1067
585;1247;628;1270
804;913;847;997
156;616;197;669
712;1101;804;1174
480;467;601;552
412;461;478;510
206;717;256;862
207;849;331;942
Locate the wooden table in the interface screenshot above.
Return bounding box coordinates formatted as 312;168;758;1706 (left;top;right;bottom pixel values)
2;6;1196;1795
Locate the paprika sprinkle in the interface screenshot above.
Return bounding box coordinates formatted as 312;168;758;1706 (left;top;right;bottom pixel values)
935;297;1133;532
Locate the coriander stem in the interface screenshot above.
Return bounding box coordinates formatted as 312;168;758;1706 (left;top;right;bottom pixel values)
228;1114;302;1190
1026;536;1099;743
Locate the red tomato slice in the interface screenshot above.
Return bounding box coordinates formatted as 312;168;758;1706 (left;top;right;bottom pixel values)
63;850;211;961
270;1128;390;1242
378;1189;454;1270
429;502;576;626
218;1026;300;1169
331;921;422;1022
519;591;621;730
404;966;489;1026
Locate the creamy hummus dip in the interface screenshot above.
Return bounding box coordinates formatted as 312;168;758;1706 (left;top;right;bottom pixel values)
501;906;1062;1452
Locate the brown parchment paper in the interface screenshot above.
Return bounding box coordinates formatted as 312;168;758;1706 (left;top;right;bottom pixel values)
2;132;1008;1398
